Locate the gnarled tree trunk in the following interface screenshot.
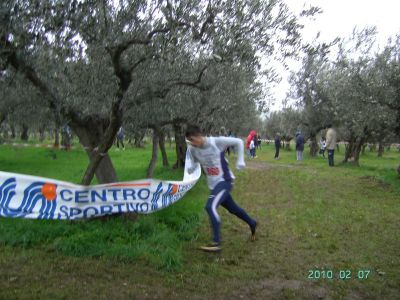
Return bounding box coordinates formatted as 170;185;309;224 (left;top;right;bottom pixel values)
39;126;46;142
20;124;29;141
54;128;60;148
173;122;186;169
309;134;318;157
146;127;159;178
70;116;119;184
53;114;61;148
369;143;376;152
167;130;172;148
377;141;384;157
134;130;145;148
362;143;367;155
2;125;9;140
10;124;15;139
284;139;291;150
343;136;365;166
158;129;169;167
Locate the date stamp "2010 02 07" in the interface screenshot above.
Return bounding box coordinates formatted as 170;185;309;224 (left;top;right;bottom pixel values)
308;269;371;280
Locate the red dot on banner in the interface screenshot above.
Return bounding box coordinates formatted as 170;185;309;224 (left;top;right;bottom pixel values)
42;183;57;201
172;184;178;195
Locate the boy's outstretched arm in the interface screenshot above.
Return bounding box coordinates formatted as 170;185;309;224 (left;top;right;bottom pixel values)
215;137;245;170
185;147;199;174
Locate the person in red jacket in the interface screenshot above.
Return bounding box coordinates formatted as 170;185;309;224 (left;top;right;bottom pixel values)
246;130;257;158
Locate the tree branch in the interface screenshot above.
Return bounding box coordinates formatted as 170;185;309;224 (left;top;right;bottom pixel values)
102;0;109;32
3;38;70;117
174;65;208;87
193;0;215;41
128;56;147;74
152;65;210;99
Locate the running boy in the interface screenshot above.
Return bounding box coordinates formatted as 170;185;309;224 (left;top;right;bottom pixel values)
185;125;257;252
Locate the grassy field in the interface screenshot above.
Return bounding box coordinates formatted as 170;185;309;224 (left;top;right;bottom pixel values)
0;141;399;299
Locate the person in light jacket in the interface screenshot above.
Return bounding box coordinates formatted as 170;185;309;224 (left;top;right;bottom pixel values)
325;124;337;166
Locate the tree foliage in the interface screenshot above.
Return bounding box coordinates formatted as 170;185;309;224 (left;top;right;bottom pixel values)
1;0;307;183
288;28;399;165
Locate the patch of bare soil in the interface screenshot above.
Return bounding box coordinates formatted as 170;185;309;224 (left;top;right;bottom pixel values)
246;160;296;170
359;175;391;188
231;278;333;300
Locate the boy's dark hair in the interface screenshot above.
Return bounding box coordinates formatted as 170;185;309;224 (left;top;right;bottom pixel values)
185;125;203;137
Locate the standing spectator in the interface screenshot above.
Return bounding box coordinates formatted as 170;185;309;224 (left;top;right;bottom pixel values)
325;124;337;166
295;131;305;161
61;124;72;151
252;134;258;158
116;126;125;150
274;133;281;160
257;135;262;150
246;130;257;158
249;138;256;158
319;137;326;158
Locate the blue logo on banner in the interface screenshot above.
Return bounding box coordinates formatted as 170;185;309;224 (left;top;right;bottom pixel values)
162;184;174;208
0;178;57;219
151;183;163;211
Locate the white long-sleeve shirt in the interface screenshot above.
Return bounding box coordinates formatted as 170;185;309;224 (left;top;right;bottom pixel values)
186;137;245;190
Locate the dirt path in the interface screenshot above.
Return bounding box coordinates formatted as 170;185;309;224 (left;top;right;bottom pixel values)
1;152;398;299
245;159;297;170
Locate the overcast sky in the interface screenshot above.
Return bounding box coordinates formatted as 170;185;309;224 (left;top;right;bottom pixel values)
268;0;400;111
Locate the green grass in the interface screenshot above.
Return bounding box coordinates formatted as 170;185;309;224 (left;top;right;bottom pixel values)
257;142;400;192
0;141;399;299
0;144;208;271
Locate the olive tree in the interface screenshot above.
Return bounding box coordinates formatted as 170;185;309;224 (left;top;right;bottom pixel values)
1;0;312;184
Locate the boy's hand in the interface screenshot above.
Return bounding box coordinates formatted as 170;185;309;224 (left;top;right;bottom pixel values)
236;162;246;170
187;166;196;174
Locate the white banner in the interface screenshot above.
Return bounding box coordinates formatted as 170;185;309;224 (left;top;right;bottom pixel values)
0;152;201;220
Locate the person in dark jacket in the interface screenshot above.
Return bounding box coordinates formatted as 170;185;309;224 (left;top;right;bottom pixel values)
252;134;258;158
274;133;281;159
61;124;72;151
116;126;125;150
295;131;305;161
257;135;262;149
